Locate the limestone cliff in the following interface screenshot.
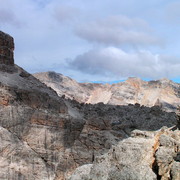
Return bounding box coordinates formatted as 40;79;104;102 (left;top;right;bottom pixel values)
0;31;179;180
34;72;180;112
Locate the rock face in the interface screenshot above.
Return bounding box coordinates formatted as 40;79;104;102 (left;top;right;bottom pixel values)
155;131;180;180
34;72;180;112
0;64;70;179
0;31;14;65
0;31;179;180
69;128;180;180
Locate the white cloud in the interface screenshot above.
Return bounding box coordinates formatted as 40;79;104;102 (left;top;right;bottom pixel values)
75;15;162;47
68;47;180;80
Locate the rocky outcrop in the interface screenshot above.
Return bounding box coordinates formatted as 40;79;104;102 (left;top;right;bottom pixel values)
0;31;14;65
69;128;180;180
155;130;180;180
34;72;180;112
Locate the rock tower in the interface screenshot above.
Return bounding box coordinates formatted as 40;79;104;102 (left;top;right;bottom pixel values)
0;31;14;65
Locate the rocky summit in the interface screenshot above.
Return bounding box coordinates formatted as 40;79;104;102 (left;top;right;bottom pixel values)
34;72;180;112
0;31;14;65
0;31;179;180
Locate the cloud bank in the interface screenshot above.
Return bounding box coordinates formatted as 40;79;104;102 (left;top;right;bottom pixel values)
68;47;180;80
69;15;179;81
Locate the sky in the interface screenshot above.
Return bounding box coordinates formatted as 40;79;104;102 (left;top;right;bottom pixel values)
0;0;180;83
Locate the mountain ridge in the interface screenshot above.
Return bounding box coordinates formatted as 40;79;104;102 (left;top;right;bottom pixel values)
34;71;180;112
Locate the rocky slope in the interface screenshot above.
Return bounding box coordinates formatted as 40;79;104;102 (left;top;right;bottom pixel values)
34;72;180;112
69;127;180;180
0;31;179;180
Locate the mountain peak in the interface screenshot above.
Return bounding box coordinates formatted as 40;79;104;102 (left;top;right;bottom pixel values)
126;77;144;83
159;78;173;84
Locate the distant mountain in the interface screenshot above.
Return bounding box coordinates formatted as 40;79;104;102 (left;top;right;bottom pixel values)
34;71;180;112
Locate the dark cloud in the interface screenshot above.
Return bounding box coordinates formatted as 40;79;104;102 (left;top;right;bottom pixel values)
75;15;162;47
68;47;180;80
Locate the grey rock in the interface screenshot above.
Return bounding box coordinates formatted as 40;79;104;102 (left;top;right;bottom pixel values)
69;129;180;180
159;134;175;147
171;162;180;180
0;126;55;180
154;129;180;180
68;164;93;180
70;130;158;180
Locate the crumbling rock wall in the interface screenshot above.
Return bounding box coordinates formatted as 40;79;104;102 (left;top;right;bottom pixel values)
0;31;14;65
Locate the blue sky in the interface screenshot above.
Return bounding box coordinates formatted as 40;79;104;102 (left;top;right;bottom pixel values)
0;0;180;83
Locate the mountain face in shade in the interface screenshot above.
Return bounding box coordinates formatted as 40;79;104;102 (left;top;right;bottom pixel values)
0;31;179;180
34;71;180;112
